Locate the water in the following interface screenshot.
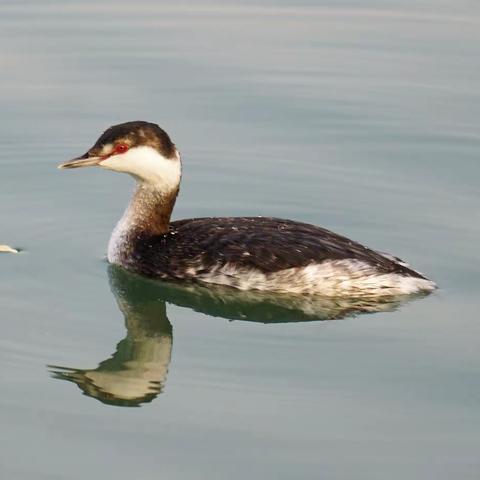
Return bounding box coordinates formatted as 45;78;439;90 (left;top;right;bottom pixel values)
1;1;479;478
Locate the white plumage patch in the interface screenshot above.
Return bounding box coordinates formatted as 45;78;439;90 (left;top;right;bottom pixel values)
99;145;181;189
191;259;437;297
108;210;133;265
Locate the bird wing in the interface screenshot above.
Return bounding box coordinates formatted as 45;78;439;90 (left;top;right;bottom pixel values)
145;217;424;278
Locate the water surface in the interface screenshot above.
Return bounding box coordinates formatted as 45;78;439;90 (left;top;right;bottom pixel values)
1;1;479;479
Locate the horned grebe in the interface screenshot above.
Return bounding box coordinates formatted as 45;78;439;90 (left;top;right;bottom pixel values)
58;121;436;297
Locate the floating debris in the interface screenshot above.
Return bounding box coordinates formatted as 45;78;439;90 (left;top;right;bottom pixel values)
0;245;18;253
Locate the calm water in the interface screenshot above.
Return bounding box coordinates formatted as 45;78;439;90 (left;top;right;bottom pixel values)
1;1;480;478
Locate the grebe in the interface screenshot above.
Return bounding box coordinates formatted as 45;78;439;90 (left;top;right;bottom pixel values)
59;121;436;297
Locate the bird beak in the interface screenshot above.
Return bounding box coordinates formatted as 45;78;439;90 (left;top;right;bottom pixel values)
58;152;102;169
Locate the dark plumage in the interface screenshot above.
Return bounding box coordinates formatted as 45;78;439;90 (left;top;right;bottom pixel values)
88;121;177;159
124;216;426;281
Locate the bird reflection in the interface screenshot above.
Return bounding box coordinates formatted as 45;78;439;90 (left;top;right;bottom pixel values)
49;266;173;407
49;265;426;407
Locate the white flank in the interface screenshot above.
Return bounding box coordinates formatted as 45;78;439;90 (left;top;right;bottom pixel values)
192;259;437;297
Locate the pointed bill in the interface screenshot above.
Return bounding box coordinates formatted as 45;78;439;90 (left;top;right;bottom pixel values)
58;152;102;169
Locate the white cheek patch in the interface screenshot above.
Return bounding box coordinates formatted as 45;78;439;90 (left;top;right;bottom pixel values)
99;145;181;190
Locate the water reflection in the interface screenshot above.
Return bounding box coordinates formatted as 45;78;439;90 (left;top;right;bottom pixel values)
49;265;424;407
49;267;173;407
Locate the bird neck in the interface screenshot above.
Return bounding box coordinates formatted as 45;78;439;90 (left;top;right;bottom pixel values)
123;182;179;236
107;182;179;264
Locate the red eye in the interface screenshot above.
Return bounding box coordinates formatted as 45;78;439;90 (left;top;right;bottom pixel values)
114;143;129;154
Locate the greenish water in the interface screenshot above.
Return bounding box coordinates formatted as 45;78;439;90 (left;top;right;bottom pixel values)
1;1;479;479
